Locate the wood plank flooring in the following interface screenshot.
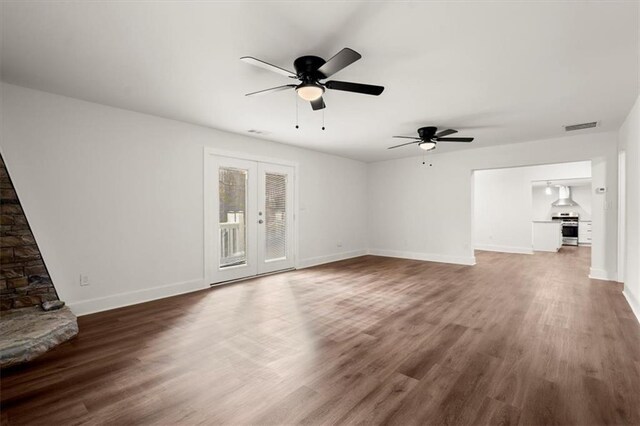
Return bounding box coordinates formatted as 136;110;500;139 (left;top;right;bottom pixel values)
2;247;639;425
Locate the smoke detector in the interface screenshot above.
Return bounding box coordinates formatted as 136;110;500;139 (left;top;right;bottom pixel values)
564;121;599;132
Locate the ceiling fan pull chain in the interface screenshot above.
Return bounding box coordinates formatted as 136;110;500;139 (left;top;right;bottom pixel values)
295;93;299;129
322;109;325;131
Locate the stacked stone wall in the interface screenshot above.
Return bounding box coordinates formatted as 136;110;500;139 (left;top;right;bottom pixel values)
0;155;58;310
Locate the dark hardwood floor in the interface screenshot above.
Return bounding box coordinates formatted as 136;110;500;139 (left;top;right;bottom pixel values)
1;248;639;425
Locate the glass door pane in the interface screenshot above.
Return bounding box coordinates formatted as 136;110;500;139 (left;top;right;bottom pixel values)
258;163;294;274
264;173;287;261
219;167;248;268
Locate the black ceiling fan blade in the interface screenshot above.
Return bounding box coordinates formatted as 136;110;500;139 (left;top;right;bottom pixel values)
435;137;474;142
245;84;296;96
325;80;384;96
392;136;421;140
310;97;326;111
317;48;362;78
388;141;420;149
240;56;297;78
435;129;458;138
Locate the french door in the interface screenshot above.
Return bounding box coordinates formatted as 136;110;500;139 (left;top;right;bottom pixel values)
206;154;295;284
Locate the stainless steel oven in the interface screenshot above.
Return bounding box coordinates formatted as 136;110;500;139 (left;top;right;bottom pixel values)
552;212;579;246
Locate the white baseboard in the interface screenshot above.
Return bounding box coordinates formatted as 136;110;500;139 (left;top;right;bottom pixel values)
589;268;616;281
367;249;476;266
297;249;368;269
69;250;369;315
67;278;208;316
623;289;640;324
474;244;534;255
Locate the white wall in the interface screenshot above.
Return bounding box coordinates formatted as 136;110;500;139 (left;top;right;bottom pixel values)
0;83;368;315
618;94;640;321
368;132;618;279
473;161;591;254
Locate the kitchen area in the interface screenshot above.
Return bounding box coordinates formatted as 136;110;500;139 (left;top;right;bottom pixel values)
474;160;595;257
473;159;612;280
531;178;592;252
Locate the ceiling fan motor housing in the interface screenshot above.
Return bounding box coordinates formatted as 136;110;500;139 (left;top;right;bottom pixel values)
417;126;438;140
294;56;328;81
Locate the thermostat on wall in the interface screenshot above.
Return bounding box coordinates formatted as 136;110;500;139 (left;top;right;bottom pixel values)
595;187;606;194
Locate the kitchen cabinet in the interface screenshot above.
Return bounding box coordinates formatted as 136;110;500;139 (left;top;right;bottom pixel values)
579;221;592;245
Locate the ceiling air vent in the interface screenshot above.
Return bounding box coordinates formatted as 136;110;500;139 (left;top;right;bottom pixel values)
564;121;598;132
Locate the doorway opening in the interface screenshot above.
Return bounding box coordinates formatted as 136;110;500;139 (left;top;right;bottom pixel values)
471;160;596;277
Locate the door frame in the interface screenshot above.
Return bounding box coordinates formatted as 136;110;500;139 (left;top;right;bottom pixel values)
203;147;300;285
618;150;626;283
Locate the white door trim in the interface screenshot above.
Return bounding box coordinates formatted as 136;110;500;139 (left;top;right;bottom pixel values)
203;147;299;284
618;150;626;283
204;147;298;168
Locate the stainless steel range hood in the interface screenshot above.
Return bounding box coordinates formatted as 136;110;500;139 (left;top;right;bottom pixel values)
552;186;578;207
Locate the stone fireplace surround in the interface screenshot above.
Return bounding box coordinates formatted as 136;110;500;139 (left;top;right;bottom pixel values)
1;155;59;310
0;154;77;368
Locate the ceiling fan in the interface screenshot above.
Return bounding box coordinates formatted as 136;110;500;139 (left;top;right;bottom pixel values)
240;48;384;111
388;126;474;151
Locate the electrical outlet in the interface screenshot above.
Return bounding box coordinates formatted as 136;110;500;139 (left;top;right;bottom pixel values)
80;274;90;286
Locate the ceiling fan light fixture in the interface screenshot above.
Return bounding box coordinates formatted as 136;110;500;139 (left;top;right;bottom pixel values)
388;127;474;151
419;141;437;151
296;83;324;101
